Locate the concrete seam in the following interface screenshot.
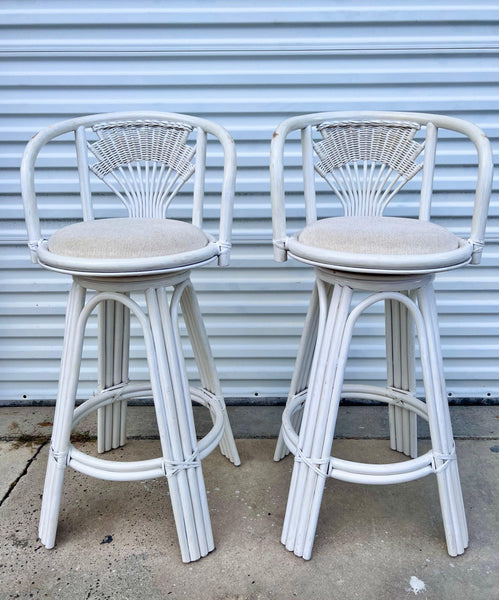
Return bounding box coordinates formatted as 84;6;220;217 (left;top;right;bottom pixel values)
0;441;48;507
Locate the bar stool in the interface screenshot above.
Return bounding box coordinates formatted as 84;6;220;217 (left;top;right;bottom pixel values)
21;111;240;562
270;111;493;559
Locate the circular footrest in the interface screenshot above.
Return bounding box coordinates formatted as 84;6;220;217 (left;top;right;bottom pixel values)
281;387;451;485
66;383;225;481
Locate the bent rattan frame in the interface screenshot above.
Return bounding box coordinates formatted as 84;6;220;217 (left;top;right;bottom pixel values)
21;111;240;563
22;111;236;271
270;111;493;270
270;111;493;561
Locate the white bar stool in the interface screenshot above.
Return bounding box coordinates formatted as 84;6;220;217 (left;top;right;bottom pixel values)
270;112;493;560
21;112;240;562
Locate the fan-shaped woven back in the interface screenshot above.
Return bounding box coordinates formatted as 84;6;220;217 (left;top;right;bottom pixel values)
88;119;196;218
313;120;424;216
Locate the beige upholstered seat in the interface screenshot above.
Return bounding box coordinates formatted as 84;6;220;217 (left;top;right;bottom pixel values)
298;216;460;255
287;215;470;273
48;217;210;258
38;217;218;275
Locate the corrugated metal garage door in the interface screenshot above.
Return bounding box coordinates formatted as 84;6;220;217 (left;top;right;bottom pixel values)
0;0;498;404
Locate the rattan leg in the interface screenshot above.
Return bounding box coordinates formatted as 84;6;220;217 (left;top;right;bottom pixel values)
179;281;240;466
386;296;418;458
145;286;214;563
417;282;468;556
97;299;130;453
274;282;322;461
282;283;353;559
39;282;86;548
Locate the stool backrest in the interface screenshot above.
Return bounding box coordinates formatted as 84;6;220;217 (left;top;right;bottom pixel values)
270;111;493;264
88;119;196;219
314;120;425;217
21;111;236;266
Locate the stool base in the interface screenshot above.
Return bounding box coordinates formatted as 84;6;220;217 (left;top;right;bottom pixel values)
276;269;468;559
39;271;239;563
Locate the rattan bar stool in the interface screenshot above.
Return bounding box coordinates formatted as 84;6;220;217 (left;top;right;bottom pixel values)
270;111;493;560
21;111;240;562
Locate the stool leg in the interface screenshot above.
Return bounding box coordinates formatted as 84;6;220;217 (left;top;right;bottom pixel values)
180;281;240;466
97;299;130;453
39;282;86;548
274;283;321;461
386;296;418;458
417;282;468;556
282;283;353;559
145;286;213;562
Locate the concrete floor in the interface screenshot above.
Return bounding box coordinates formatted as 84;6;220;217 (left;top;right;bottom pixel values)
1;433;498;600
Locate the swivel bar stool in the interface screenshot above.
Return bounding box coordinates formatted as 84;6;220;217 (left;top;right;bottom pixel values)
270;111;493;559
21;111;240;562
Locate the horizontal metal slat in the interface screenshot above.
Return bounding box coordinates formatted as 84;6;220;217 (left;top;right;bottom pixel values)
0;0;497;404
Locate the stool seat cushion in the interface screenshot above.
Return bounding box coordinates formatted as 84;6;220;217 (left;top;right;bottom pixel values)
37;217;218;276
287;216;471;274
298;216;459;255
48;217;209;259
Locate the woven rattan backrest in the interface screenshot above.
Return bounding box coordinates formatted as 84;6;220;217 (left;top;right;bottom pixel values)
87;119;197;219
313;120;425;217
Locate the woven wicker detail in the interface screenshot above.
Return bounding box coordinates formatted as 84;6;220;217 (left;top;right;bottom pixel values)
88;120;196;218
313;120;424;216
93;119;193;132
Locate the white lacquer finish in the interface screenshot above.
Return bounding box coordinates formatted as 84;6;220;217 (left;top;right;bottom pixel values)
270;111;493;560
21;112;240;562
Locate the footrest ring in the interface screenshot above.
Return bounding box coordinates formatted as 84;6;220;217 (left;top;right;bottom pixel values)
282;391;438;485
67;384;224;481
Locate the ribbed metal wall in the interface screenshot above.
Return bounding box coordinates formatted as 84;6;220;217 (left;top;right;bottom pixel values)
1;0;498;404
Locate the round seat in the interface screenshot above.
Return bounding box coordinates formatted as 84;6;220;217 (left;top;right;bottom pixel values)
37;217;219;276
287;216;472;274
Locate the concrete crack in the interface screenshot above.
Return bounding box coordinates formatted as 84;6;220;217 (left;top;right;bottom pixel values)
0;441;47;507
